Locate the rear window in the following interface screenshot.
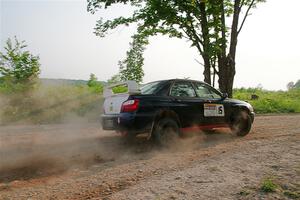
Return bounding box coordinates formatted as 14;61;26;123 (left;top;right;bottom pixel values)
140;81;168;95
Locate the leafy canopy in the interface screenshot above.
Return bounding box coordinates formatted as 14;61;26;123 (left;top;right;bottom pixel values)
88;0;264;88
107;73;121;84
0;37;40;83
0;37;41;92
118;34;146;83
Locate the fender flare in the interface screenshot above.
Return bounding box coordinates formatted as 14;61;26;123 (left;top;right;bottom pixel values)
230;104;251;122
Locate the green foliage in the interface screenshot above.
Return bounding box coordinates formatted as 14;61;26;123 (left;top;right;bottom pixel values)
107;73;121;84
0;38;103;125
260;178;278;193
283;190;300;199
233;88;300;114
0;85;102;125
0;37;40;92
106;74;128;93
287;81;295;90
288;79;300;90
119;35;146;83
238;189;251;196
112;85;128;94
87;73;103;93
295;80;300;88
88;0;265;91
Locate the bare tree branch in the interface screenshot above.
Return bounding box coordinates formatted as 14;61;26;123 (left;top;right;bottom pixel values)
194;59;204;66
183;28;204;55
237;0;255;35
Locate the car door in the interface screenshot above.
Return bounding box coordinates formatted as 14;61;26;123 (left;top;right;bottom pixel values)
192;82;226;125
169;80;205;128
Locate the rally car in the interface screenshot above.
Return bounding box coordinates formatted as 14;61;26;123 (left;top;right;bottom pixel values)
101;79;255;144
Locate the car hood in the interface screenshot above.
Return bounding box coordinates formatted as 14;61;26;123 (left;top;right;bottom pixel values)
225;98;247;104
225;98;254;112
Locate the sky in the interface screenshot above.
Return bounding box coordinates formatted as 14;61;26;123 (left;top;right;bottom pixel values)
1;0;300;90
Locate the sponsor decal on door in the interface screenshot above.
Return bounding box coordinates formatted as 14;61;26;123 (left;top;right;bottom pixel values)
204;104;225;117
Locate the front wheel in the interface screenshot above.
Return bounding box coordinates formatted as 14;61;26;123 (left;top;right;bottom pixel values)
153;118;180;147
230;110;252;136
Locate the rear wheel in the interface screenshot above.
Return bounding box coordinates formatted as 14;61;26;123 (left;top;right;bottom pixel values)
230;110;252;136
153;118;180;147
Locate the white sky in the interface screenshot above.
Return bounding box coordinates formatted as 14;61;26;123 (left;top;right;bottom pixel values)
1;0;300;90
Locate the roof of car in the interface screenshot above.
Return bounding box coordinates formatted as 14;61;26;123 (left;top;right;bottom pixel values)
161;79;206;84
143;79;208;86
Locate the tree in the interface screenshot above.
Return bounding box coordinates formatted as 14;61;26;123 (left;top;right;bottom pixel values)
118;34;147;83
0;37;40;90
294;80;300;89
287;81;294;90
107;73;121;84
107;73;128;93
87;73;98;87
87;73;103;93
88;0;264;97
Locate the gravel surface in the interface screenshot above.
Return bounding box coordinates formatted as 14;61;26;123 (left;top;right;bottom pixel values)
0;114;299;200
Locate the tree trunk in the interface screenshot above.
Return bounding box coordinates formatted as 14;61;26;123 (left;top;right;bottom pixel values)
203;56;211;85
218;0;240;97
218;56;235;97
199;1;211;85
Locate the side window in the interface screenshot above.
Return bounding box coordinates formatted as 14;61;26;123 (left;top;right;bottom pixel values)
170;82;196;97
156;82;171;96
194;82;222;99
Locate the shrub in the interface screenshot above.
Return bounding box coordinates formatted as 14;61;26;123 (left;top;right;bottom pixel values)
112;85;128;93
0;85;102;125
233;88;300;114
260;178;278;193
87;73;103;94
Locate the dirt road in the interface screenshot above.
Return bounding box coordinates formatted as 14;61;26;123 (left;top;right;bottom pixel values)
0;115;299;200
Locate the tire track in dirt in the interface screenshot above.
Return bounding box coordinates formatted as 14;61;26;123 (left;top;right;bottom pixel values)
0;114;299;199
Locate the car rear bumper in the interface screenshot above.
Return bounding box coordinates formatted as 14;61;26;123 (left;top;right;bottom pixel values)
101;114;119;130
101;112;153;133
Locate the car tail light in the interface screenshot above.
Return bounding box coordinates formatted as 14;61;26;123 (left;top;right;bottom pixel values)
121;99;139;112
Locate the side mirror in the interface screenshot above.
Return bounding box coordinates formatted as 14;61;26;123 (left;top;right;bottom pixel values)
221;93;228;99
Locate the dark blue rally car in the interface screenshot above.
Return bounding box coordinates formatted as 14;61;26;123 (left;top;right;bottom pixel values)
101;79;254;143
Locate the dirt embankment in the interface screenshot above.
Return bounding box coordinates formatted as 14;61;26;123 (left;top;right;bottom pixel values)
0;114;299;200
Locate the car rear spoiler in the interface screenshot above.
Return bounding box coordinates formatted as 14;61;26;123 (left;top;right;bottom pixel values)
103;80;141;98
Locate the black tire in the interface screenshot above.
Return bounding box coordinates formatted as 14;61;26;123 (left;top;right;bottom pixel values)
153;118;180;146
230;110;252;136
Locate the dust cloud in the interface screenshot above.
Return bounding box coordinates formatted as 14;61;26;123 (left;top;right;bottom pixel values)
0;120;235;184
0;86;106;183
0;122;152;183
0;88;235;184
